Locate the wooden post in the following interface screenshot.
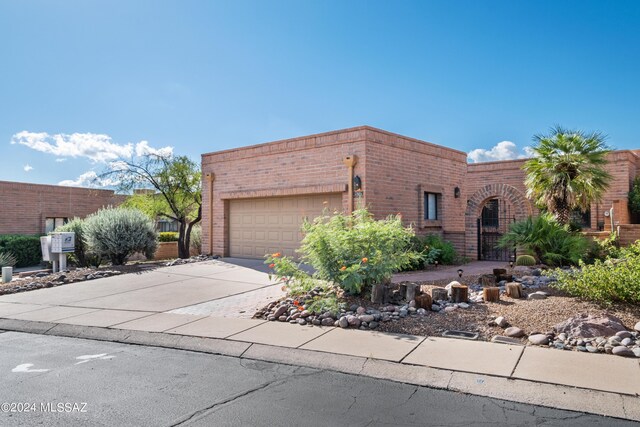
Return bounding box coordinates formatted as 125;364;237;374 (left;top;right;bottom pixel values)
415;294;432;309
451;285;469;303
205;172;215;255
371;283;384;304
483;287;500;302
480;274;496;288
506;282;523;299
342;156;357;214
406;283;418;302
431;287;448;301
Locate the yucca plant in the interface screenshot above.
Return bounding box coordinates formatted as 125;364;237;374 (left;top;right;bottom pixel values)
0;251;17;268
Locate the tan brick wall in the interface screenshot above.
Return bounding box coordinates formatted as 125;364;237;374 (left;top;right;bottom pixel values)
362;128;467;254
201;126;640;261
0;181;125;235
201;127;369;256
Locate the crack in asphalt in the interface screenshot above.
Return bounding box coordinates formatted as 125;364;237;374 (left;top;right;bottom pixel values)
167;367;323;426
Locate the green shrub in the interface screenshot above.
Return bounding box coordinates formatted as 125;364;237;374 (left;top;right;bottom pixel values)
56;218;102;268
498;213;588;267
629;177;640;214
515;254;536;266
190;225;202;254
158;232;179;242
295;209;420;294
0;235;42;267
84;207;158;265
0;251;17;268
552;242;640;305
583;232;621;264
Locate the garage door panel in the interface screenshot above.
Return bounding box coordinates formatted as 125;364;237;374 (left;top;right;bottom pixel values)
229;193;343;259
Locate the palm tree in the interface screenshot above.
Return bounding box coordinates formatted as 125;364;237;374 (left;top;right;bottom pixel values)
523;126;612;225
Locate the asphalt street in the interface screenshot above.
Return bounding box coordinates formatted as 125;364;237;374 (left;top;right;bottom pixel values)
0;331;635;426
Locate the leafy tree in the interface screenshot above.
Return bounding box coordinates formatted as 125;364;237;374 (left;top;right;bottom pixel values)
102;154;201;259
523;126;612;224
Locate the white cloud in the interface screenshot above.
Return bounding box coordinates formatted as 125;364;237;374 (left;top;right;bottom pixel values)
135;140;173;157
55;158;67;162
11;131;173;163
23;164;33;172
58;171;120;188
467;141;533;163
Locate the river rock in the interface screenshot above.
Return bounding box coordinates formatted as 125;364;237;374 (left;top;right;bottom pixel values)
528;334;549;345
321;317;335;326
494;316;508;328
615;330;632;339
527;292;547;300
359;314;374;323
347;315;361;328
635;321;640;332
504;327;525;338
338;317;349;328
612;346;635;357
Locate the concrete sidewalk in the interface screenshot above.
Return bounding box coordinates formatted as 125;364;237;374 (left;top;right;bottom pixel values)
0;260;638;420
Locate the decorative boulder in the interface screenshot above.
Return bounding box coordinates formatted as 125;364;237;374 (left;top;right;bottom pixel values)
553;314;627;338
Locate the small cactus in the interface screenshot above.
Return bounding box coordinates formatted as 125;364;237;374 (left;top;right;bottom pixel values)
516;254;536;266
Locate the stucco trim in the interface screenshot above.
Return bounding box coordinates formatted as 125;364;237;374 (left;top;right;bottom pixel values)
219;183;347;200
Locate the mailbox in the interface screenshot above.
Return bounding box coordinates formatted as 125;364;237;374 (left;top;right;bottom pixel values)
51;232;75;254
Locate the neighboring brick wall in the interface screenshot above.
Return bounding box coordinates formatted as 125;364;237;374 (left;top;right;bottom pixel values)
0;181;125;235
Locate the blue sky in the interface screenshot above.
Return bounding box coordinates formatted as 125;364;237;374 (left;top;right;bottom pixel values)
2;0;640;187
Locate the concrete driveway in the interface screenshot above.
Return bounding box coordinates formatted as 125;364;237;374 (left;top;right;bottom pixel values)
0;260;285;328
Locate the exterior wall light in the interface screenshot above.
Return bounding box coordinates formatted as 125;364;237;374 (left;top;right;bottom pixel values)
457;268;463;279
354;175;362;191
454;186;461;198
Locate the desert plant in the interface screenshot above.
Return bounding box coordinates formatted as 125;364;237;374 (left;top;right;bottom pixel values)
84;207;158;265
523;126;612;225
158;232;179;242
299;209;420;294
189;224;202;254
498;213;588;267
0;251;17;268
515;254;536;266
552;242;640;305
56;218;102;268
629;176;640;215
0;235;42;267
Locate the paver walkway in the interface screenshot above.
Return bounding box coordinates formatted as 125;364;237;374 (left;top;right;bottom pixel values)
0;259;638;420
392;260;511;283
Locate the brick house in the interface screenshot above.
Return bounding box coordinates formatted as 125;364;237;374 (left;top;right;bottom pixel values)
201;126;640;260
0;181;125;235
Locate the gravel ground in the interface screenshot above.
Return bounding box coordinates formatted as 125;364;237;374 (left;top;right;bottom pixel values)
375;277;640;341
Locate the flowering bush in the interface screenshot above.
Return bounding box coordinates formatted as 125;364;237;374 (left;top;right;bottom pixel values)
299;209;420;294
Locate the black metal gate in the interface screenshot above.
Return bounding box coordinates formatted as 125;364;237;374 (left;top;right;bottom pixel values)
477;198;516;261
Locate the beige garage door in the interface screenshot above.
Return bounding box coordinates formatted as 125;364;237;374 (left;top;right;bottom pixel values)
229;193;343;259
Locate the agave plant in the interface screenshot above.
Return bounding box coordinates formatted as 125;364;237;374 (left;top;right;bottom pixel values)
0;251;17;268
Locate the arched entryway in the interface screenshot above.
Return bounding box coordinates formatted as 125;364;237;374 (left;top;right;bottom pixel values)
465;184;533;260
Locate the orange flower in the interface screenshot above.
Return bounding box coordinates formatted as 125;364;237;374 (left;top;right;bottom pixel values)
269;263;275;268
298;306;304;311
272;252;281;258
293;300;300;306
340;266;347;271
362;257;368;263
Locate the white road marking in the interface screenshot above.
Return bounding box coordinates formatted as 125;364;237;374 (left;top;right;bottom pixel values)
75;353;115;365
12;363;50;373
